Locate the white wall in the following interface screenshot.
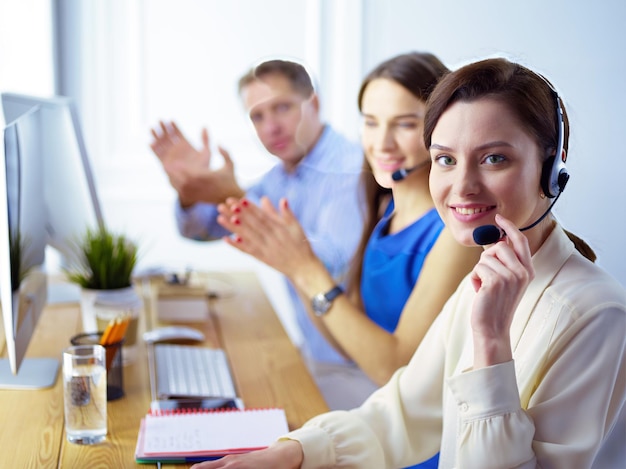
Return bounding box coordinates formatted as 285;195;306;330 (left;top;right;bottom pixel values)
0;0;54;98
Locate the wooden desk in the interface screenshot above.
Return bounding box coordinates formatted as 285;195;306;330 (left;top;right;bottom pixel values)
0;271;328;468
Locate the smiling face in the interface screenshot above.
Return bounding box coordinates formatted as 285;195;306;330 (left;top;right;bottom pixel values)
360;78;429;188
241;72;323;171
429;98;551;250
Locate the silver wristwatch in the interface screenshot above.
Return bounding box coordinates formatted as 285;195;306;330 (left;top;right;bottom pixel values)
311;286;344;317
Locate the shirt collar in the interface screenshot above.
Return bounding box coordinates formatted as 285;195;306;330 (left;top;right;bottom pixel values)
297;125;332;169
510;224;575;347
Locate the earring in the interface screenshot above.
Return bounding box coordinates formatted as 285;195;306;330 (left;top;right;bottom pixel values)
540;192;546;199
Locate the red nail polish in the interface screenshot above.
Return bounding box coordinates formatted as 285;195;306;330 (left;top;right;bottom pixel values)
233;217;240;225
241;199;249;207
235;236;242;243
233;206;241;213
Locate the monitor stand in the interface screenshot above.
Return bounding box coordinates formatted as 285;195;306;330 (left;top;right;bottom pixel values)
0;358;59;389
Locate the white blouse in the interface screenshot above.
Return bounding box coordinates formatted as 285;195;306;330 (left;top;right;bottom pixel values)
285;226;626;468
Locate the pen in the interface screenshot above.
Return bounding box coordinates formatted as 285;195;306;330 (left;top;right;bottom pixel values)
157;462;161;469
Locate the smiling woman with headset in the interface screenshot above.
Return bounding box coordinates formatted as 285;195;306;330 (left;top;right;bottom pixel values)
190;57;626;469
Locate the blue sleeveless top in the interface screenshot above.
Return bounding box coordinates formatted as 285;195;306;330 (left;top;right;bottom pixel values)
361;200;443;469
361;201;444;331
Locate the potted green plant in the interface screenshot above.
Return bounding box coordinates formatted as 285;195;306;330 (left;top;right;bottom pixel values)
65;226;143;362
65;226;138;290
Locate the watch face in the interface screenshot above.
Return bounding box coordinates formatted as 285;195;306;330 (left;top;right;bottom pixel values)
312;293;330;316
312;286;343;316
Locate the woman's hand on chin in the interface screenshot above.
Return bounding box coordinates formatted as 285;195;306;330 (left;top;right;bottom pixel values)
469;214;535;368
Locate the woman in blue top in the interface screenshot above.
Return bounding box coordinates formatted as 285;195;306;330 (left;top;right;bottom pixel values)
217;53;481;466
361;199;444;334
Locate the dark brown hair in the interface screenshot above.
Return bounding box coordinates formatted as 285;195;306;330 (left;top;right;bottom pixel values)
345;52;450;303
237;59;314;97
423;57;595;261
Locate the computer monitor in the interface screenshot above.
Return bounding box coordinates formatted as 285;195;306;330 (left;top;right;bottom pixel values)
0;106;59;388
1;92;104;263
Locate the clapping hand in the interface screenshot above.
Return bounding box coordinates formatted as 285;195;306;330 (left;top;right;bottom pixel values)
217;196;318;280
150;120;241;206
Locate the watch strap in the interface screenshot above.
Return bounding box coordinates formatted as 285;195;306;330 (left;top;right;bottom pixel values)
324;285;344;302
312;285;344;316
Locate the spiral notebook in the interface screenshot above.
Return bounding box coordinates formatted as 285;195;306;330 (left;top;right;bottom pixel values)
134;408;289;463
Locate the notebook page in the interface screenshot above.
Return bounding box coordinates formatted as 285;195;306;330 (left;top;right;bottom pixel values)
143;409;289;456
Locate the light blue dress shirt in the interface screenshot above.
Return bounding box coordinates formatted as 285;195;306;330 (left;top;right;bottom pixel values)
175;125;365;366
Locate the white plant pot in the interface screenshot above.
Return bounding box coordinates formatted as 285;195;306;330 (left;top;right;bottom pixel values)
79;288;100;333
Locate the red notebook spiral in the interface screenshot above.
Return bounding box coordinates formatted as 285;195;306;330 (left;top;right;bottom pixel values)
149;406;274;416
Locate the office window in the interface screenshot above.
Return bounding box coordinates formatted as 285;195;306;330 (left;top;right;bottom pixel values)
0;0;55;114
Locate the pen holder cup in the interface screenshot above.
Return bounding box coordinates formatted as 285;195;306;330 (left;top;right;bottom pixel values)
71;332;124;401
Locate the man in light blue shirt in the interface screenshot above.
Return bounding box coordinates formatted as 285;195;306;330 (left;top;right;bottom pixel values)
150;59;369;409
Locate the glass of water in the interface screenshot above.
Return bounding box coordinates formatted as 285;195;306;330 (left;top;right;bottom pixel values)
63;344;107;444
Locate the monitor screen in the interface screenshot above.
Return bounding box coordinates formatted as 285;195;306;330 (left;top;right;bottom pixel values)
1;93;104;263
0;106;58;388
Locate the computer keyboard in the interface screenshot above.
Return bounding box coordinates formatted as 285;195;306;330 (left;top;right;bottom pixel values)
151;344;238;400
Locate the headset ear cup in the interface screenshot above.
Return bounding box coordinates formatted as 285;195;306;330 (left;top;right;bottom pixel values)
541;155;556;198
557;167;570;193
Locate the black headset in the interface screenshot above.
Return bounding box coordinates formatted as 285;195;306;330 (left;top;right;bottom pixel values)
539;80;570;198
473;73;571;245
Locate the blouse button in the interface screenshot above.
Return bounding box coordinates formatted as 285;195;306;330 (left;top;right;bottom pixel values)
459;402;469;412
